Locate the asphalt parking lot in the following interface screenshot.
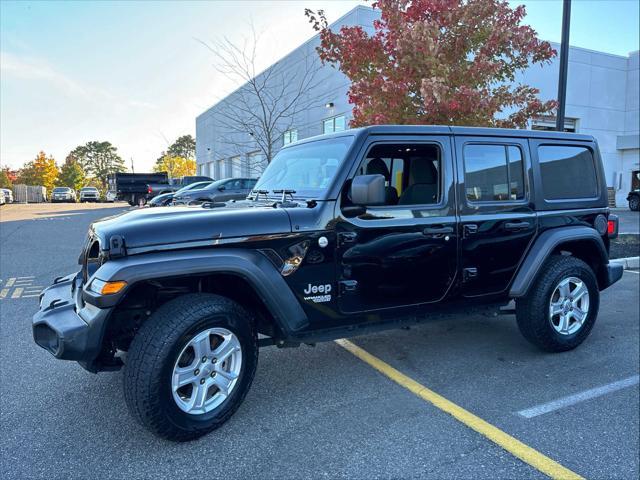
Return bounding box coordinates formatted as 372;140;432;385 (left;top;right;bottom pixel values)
1;203;638;479
613;208;640;234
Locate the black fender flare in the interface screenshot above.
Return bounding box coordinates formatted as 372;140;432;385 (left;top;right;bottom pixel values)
84;248;309;333
509;226;607;298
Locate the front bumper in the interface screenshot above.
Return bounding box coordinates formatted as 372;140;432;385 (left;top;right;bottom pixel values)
32;272;111;371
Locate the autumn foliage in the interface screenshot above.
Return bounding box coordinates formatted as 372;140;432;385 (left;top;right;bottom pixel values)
306;0;557;128
153;155;196;179
17;152;59;193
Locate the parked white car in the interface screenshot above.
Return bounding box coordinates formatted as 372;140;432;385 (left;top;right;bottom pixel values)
79;186;100;202
0;188;13;203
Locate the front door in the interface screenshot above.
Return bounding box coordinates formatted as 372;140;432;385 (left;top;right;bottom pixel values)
335;136;458;314
454;136;537;297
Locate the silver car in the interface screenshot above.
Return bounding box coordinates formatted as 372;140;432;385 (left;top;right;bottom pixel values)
51;187;77;203
79;187;100;202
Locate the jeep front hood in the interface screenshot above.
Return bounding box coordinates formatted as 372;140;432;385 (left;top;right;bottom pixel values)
91;204;292;252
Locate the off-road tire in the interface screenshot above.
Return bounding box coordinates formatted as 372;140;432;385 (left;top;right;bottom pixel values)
124;293;258;441
629;195;640;211
516;255;599;352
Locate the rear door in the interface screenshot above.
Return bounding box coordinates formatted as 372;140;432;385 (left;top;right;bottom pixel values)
454;136;537;297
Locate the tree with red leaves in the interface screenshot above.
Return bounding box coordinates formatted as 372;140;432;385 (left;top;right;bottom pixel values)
306;0;557;128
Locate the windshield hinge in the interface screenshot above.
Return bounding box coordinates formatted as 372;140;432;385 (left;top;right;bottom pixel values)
109;235;125;258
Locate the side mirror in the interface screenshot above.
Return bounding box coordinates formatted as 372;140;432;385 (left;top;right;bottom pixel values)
350;174;386;206
218;185;226;191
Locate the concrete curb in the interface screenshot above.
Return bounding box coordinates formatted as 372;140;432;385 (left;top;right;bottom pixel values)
610;256;640;270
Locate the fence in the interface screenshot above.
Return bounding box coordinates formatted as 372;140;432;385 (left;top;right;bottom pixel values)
12;184;47;203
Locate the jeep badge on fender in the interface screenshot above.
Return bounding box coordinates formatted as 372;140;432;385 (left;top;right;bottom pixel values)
32;126;622;441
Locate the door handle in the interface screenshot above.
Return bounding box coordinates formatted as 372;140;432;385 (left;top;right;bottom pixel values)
504;221;531;231
423;225;454;235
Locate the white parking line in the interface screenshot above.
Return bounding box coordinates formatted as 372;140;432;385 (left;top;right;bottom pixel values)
625;270;639;274
517;375;640;418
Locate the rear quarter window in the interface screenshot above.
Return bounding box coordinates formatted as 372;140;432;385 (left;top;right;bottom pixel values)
538;145;598;200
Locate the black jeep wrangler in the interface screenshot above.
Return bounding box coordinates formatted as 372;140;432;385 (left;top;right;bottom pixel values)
33;126;623;441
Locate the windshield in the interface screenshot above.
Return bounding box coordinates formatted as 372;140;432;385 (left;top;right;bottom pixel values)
53;187;71;193
81;187;97;191
203;179;228;191
176;181;212;194
253;136;353;199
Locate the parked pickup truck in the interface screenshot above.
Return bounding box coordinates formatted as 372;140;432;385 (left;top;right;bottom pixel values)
33;126;622;441
107;172;173;206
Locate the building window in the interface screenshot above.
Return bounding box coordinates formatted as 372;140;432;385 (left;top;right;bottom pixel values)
531;116;577;133
247;151;267;177
227;156;240;178
283;129;298;145
230;156;242;178
464;144;525;202
323;115;346;134
215;159;224;179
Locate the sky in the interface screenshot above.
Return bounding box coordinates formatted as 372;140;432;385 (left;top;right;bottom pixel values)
1;0;639;172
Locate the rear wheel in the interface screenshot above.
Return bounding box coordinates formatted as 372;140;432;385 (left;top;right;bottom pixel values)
629;195;640;211
516;255;599;352
124;294;258;441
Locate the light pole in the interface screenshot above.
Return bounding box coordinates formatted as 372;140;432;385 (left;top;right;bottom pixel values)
556;0;571;132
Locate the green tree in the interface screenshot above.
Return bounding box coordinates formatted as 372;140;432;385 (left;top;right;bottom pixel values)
58;158;86;191
67;141;126;189
0;169;12;189
17;151;59;192
167;135;195;160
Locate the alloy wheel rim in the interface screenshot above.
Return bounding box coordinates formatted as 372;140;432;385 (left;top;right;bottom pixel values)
171;327;242;415
549;276;590;336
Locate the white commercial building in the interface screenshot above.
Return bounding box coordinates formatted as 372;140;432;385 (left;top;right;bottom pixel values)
196;6;639;206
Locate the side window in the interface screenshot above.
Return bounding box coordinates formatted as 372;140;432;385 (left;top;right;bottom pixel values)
538;145;597;200
356;143;441;206
464;144;525;202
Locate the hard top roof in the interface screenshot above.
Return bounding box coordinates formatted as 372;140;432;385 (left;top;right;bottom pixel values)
288;124;594;147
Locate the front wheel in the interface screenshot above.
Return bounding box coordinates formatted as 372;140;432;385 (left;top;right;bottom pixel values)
124;294;258;441
516;255;599;352
629;195;640;211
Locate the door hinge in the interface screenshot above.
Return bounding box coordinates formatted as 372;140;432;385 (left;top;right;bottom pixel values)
337;232;358;247
463;267;478;282
339;280;358;294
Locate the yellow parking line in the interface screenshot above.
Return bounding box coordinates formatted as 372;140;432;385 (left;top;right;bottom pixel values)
11;288;23;299
0;288;9;299
5;278;16;287
335;339;584;480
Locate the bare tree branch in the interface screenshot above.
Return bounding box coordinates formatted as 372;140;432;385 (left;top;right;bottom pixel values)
197;28;328;173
